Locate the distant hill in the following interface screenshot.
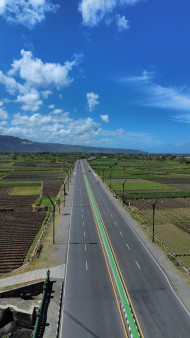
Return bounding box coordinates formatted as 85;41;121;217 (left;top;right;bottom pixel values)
0;135;144;153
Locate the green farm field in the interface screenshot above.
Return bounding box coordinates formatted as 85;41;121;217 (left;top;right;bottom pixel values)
109;180;174;192
11;186;41;195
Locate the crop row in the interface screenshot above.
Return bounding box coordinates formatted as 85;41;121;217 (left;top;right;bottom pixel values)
0;186;12;195
42;180;63;197
136;208;190;225
0;196;46;273
4;170;66;180
0;195;38;211
149;223;190;268
13;161;70;168
129;207;190;268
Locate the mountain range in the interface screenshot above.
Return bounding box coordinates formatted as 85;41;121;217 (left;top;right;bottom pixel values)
0;135;144;153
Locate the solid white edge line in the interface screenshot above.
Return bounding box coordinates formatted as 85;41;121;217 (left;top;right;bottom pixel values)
88;163;190;319
119;210;190;317
59;165;76;338
103;186;190;317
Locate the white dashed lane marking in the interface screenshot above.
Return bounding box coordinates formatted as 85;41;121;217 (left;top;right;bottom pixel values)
126;243;130;250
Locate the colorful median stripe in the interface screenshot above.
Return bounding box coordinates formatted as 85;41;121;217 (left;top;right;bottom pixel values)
82;163;141;338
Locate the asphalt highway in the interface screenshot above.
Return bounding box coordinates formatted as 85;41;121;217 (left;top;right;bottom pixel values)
61;161;126;338
83;160;190;338
61;159;190;337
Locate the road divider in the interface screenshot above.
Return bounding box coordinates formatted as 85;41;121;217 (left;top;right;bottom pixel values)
81;163;143;338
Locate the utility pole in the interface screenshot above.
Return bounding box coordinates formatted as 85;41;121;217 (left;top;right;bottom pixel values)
143;194;162;242
47;195;55;244
122;179;127;204
110;172;112;190
61;180;66;207
152;195;162;242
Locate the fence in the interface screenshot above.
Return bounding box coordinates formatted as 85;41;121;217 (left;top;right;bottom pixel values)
32;269;50;338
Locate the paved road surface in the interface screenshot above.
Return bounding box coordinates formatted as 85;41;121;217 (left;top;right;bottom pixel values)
84;159;190;338
61;159;190;337
60;161;126;338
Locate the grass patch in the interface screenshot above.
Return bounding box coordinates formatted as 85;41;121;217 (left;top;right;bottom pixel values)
110;180;174;191
11;186;41;195
40;197;57;207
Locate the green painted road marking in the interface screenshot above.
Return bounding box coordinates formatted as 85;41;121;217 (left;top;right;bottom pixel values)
82;163;140;338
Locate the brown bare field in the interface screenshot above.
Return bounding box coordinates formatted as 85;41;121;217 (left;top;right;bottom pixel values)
0;195;46;273
2;170;66;181
149;176;190;192
13;161;70;168
42;180;63;197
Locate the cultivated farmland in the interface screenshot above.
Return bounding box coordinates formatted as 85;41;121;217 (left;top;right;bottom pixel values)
0;152;74;273
90;155;190;269
0;195;46;273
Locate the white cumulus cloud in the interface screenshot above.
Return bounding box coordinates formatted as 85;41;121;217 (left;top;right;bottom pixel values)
87;92;99;112
101;114;109;123
41;90;52;98
0;107;8;120
48;104;55;109
9;50;82;89
79;0;143;28
8;111;101;144
0;0;59;28
0;70;23;94
12;112;52;126
116;14;129;31
0;50;83;112
79;0;116;27
53;109;62;114
16;89;43;111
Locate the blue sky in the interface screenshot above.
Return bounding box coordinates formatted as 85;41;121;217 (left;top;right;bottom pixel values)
0;0;190;153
